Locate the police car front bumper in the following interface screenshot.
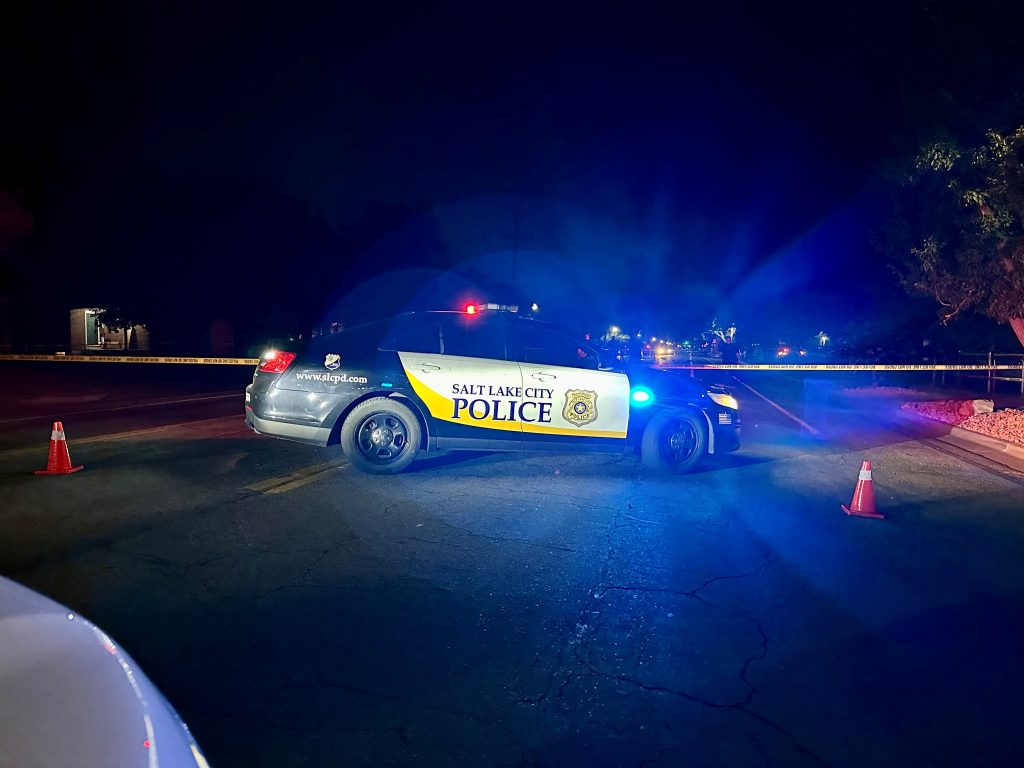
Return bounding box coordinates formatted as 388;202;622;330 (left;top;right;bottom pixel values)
713;424;741;453
709;407;741;453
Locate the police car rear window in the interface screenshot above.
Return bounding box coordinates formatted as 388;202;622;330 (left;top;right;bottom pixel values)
439;315;505;359
378;317;441;353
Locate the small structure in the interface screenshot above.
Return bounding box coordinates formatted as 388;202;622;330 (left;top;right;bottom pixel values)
69;308;150;352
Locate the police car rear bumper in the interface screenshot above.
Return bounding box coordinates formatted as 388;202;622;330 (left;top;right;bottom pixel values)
245;405;332;446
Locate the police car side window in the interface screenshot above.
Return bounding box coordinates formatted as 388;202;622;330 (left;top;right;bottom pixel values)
378;319;441;353
439;315;506;359
508;321;599;370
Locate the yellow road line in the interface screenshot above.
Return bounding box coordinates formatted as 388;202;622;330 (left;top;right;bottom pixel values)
246;461;347;493
264;465;347;494
0;393;240;426
75;416;244;444
0;416;244;458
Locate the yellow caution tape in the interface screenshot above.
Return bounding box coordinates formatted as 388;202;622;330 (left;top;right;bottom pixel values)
659;363;1024;371
0;354;260;365
0;356;1020;371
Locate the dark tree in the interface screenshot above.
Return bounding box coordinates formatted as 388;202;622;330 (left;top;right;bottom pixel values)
887;125;1024;348
96;306;146;350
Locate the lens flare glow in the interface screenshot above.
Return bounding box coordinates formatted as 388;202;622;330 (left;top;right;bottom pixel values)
631;387;654;405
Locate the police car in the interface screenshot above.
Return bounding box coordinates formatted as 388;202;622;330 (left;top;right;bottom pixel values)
245;305;740;475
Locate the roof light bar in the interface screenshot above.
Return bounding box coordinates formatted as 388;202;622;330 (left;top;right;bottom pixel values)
464;302;518;313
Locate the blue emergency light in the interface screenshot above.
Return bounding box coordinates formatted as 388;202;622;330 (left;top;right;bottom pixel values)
630;386;654;405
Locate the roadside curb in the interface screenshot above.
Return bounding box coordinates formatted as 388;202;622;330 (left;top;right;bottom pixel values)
947;424;1024;463
896;408;1024;474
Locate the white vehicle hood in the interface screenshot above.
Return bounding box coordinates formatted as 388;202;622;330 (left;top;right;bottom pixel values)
0;576;209;767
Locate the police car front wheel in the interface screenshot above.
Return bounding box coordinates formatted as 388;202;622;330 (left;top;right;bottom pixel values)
341;398;422;474
640;409;707;474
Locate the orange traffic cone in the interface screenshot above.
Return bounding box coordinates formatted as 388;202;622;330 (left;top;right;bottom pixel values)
35;421;84;475
842;460;882;519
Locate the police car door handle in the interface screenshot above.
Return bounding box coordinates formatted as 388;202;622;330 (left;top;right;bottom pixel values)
530;372;557;381
419;364;442;372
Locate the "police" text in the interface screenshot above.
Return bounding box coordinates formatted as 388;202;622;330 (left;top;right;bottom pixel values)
451;398;553;423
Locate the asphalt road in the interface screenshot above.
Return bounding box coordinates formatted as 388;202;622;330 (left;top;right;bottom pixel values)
2;370;1023;767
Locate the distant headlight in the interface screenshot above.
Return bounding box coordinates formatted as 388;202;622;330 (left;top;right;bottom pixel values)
707;392;739;410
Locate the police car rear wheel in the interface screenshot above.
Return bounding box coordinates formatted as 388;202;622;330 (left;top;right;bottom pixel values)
341;398;422;474
640;409;706;473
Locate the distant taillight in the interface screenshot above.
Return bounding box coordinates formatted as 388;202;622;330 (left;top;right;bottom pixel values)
258;350;296;373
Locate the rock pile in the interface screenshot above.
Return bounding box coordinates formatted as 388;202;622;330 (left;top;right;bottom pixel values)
902;400;1024;446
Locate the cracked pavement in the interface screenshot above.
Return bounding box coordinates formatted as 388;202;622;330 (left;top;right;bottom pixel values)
2;375;1024;766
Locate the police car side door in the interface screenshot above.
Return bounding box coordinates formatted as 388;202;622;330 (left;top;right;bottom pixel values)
506;319;630;451
396;313;524;451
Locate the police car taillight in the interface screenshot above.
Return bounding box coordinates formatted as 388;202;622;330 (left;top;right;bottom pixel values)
259;350;296;373
465;304;477;315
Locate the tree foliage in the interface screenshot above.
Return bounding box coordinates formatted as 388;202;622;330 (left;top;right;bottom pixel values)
707;318;736;344
96;306;146;350
889;125;1024;347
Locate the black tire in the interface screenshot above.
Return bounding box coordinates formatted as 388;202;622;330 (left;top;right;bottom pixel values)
340;397;422;475
640;408;707;474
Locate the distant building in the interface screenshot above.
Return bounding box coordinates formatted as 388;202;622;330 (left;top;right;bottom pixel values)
69;308;150;352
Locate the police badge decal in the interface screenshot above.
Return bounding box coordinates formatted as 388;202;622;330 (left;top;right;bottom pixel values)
324;354;341;370
563;390;598;427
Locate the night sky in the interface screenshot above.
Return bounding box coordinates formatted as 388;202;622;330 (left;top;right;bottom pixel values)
4;2;1024;350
